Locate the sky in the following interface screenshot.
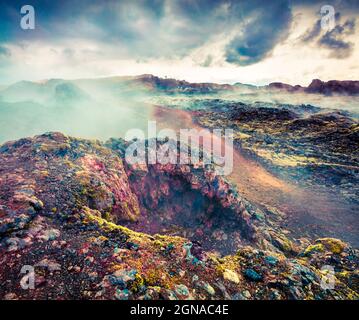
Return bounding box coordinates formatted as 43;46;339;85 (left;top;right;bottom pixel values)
0;0;358;86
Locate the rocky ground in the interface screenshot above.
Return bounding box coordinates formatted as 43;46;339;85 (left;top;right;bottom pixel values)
0;132;358;300
192;101;359;204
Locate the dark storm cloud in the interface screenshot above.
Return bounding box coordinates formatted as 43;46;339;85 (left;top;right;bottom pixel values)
0;0;214;58
300;11;356;59
0;0;356;65
291;0;359;11
225;0;292;66
319;18;356;58
301;19;322;42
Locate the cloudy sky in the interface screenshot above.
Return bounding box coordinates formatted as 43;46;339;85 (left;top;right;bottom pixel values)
0;0;358;86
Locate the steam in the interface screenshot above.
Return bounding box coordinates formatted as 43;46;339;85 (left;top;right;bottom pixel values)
149;89;359;117
0;79;154;144
0;77;358;145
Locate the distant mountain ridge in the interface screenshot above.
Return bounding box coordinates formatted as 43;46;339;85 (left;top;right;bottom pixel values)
130;74;234;93
0;79;90;104
118;75;359;96
268;79;359;96
1;75;359;97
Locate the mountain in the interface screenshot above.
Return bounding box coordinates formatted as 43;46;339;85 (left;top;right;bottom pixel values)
2;76;359;101
114;75;359;96
51;82;90;104
306;79;359;95
267;79;359;96
267;82;304;92
125;74;234;93
0;79;90;104
0;80;51;103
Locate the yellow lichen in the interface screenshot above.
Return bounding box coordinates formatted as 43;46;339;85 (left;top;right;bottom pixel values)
315;238;347;254
234;132;251;140
304;243;325;255
129;273;145;293
254;149;318;167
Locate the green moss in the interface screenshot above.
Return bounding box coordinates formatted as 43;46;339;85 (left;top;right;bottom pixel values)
129;273;145;293
39;142;70;154
304;243;325;255
102;211;114;223
270;232;295;254
144;269;167;288
254;148;318;167
316;238;346;254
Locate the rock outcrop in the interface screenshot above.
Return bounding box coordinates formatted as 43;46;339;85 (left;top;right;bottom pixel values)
306;79;359;96
267;79;359;96
0;133;358;300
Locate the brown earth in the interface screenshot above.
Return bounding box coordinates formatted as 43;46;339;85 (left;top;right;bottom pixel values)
151;106;358;246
